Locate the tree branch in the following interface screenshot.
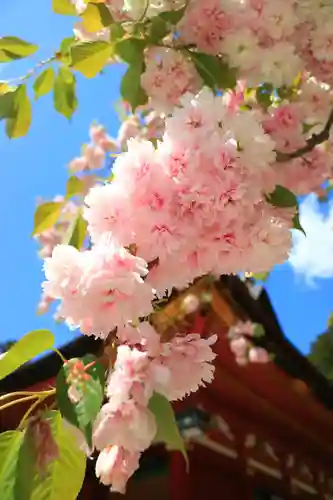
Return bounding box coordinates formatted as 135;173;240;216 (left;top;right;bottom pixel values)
276;107;333;162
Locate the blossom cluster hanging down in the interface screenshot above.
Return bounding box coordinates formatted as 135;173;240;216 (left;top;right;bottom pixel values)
25;0;333;494
42;87;294;491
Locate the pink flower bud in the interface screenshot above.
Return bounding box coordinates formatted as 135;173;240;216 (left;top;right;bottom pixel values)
96;446;140;494
249;347;270;364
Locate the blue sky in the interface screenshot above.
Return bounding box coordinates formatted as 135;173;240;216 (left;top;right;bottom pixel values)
1;0;333;355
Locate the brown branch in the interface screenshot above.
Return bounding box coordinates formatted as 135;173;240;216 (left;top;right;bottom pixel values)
276;107;333;162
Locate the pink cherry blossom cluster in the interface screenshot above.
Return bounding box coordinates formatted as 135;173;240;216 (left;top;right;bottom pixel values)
69;124;117;173
82;88;294;302
92;322;216;492
228;320;270;365
141;47;202;114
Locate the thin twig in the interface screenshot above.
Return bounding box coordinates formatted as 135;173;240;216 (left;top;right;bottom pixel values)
0;395;38;412
276;108;333;162
4;55;56;85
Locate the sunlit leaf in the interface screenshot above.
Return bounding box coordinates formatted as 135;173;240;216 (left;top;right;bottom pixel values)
0;330;55;380
33;68;55;100
81;3;113;33
53;67;77;119
6;85;32;138
32;201;63;236
148;392;188;465
0;88;17;120
65;175;85;198
70;41;113;78
0;37;38;61
66;213;88;250
31;411;86;500
52;0;77;15
0;430;36;500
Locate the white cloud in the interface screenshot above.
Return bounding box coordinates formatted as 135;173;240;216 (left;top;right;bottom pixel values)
289;194;333;282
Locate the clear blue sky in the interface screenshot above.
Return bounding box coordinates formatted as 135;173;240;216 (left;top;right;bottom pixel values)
1;0;333;355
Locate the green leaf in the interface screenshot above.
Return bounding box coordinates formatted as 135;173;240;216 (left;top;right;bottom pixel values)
256;84;274;110
31;411;86;500
56;355;105;447
0;430;36;500
120;63;148;111
32;201;63;236
53;67;77;119
115;38;146;65
0;330;55;380
148;393;188;465
66;213;88;250
266;185;297;208
253;324;265;338
65;175;85;198
52;0;77;15
70;41;113;78
81;3;113;32
252;272;269;282
0;88;17;120
292;212;306;236
0;37;38;61
159;7;186;24
109;24;125;43
328;312;333;328
189;52;237;91
6;84;32;138
148;16;169;44
33;68;55;100
60;36;76;57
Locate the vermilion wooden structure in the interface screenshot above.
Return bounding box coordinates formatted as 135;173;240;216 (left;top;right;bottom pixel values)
1;276;333;500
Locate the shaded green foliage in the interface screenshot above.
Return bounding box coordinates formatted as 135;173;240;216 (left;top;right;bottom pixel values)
308;327;333;379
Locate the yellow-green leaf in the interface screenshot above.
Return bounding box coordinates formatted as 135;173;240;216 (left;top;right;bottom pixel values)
0;82;12;95
31;411;86;500
66;175;85;198
66;213;87;249
148;393;188;466
5;84;32;138
70;41;113;78
0;88;17;120
52;0;77;15
81;3;113;33
0;36;38;60
0;430;35;500
53;67;77;120
0;330;55;380
33;68;55;100
32;201;63;236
